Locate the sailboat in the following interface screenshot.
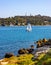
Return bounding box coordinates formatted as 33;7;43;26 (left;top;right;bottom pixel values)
26;23;32;32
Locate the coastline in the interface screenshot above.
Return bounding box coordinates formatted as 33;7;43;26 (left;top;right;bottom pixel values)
0;38;51;65
1;25;51;26
0;45;51;65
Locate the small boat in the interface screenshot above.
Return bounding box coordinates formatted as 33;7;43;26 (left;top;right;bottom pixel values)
26;23;32;32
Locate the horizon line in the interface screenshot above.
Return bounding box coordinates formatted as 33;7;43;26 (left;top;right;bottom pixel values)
0;14;51;18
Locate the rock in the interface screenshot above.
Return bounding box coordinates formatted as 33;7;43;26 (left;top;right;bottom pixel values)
18;48;28;54
27;48;34;54
18;46;34;54
36;38;48;48
30;45;34;49
42;38;47;43
4;53;14;58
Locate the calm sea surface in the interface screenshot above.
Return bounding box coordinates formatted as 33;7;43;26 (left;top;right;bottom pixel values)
0;26;51;59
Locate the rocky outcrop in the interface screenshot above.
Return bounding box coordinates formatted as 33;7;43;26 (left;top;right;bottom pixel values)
36;38;51;48
18;48;28;54
18;45;34;54
4;53;14;58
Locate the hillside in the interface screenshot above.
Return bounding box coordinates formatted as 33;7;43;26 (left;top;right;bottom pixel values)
0;14;51;26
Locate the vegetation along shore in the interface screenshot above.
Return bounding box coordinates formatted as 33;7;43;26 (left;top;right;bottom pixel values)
0;15;51;26
0;38;51;65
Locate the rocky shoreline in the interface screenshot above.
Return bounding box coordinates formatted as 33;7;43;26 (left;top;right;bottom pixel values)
0;38;51;65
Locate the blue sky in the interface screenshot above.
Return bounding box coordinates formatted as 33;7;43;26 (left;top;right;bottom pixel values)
0;0;51;18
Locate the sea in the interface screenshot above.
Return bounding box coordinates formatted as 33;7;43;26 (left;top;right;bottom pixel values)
0;26;51;59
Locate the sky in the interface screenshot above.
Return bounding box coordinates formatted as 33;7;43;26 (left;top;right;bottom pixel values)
0;0;51;18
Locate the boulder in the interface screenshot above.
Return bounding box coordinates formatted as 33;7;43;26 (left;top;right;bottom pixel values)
27;48;34;54
18;48;28;54
4;53;14;58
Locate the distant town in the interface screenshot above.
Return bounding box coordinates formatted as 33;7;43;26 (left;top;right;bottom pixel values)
0;14;51;26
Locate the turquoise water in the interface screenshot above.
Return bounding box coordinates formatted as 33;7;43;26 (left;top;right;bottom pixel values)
0;26;51;59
